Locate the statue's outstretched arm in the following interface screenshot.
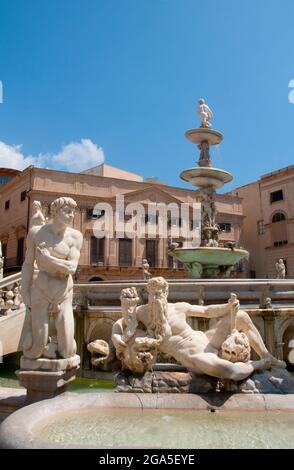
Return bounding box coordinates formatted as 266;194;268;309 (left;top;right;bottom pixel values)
186;301;233;319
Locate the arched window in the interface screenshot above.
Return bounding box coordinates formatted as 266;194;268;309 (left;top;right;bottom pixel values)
89;277;104;282
272;212;286;223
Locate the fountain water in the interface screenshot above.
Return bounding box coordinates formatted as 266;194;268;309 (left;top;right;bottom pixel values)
170;100;248;278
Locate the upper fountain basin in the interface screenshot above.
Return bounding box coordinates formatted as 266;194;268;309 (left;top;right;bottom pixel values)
180;166;233;189
185;128;223;145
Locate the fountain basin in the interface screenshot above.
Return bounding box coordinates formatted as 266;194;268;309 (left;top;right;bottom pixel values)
170;247;248;278
180;167;233;189
1;392;294;449
185;128;223;145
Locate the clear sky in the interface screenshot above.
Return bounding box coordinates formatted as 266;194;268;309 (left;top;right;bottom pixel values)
0;0;294;191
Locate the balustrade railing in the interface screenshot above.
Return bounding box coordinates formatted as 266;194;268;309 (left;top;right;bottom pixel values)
0;272;24;316
73;278;294;310
1;272;294;313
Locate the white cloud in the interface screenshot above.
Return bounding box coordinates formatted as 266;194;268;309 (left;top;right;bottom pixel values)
0;141;35;170
0;138;105;172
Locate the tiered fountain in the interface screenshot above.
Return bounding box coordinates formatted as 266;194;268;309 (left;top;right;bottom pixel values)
170;99;248;278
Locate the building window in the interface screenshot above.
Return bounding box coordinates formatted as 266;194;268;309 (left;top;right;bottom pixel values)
17;237;24;266
272;212;286;223
1;242;7;259
4;200;10;210
168;217;182;228
87;208;105;219
0;175;11;186
270;189;283;203
145;240;158;267
274;240;288;247
167;251;174;268
219;223;232;233
20;190;27;202
145;214;158;225
257;220;265;235
90;237;105;264
119;239;132;267
190;220;201;230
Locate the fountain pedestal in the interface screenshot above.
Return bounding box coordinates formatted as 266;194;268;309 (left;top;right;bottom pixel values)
16;354;80;404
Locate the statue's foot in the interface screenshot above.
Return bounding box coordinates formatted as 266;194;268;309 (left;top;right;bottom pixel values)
251;358;272;372
264;354;287;369
42;342;58;359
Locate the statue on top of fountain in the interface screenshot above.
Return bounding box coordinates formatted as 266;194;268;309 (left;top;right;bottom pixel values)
112;276;286;380
197;98;213;129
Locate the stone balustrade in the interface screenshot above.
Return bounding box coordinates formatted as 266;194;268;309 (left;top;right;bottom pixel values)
0;273;23;316
73;278;294;309
1;273;294;369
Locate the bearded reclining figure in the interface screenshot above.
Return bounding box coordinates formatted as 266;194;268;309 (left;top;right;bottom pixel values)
112;277;285;380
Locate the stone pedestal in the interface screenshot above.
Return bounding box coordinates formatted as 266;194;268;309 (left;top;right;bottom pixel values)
16;354;80;404
115;367;294;395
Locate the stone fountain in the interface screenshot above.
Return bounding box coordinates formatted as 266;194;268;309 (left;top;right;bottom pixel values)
170;99;248;278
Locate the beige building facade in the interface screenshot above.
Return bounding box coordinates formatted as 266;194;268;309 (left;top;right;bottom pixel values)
0;163;244;281
231;165;294;278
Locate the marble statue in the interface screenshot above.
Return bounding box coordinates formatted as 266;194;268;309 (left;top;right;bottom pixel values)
13;285;24;309
21;197;83;360
197;99;213;129
87;339;115;368
30;201;46;227
276;259;286;279
112;277;286;381
0;241;4;280
142;259;151;280
112;286;159;374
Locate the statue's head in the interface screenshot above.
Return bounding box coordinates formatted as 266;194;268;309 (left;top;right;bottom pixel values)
50;197;77;226
120;287;139;316
147;277;168;299
32;200;42;212
221;330;251;363
198;98;205;105
279;259;284;264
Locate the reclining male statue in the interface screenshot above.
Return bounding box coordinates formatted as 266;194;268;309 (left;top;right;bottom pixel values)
112;276;285;381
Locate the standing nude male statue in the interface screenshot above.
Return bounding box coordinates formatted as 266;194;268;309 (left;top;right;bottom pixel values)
21;197;83;360
112;277;285;381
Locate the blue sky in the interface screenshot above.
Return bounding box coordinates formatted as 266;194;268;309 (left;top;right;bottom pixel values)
0;0;294;191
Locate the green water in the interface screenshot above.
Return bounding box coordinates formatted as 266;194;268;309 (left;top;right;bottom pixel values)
0;364;114;392
37;408;294;449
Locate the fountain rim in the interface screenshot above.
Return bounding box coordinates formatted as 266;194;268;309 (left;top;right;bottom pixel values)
1;391;294;449
180;166;233;185
171;246;249;255
185;128;224;145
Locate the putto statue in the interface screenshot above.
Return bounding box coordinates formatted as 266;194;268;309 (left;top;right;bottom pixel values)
197;98;213;129
276;259;286;279
142;258;151;280
30;200;46;227
112;277;285;381
21;197;83;360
